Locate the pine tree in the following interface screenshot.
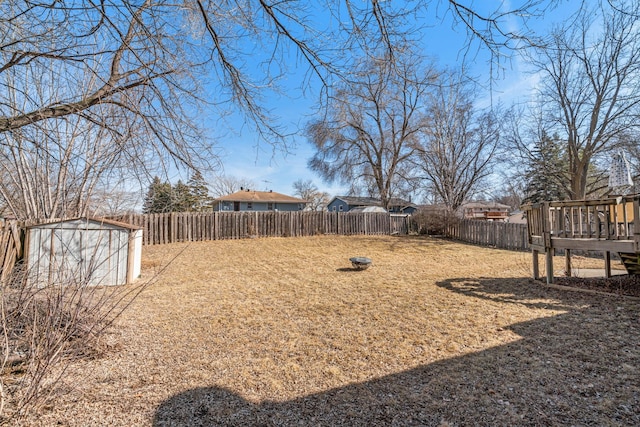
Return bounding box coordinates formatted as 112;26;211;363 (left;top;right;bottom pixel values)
142;173;212;213
143;177;174;213
522;132;569;204
172;180;193;212
188;171;212;212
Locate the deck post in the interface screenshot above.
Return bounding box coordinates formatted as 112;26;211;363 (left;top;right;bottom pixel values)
532;249;540;280
542;202;554;284
545;249;554;284
604;251;612;278
634;198;640;252
565;249;571;277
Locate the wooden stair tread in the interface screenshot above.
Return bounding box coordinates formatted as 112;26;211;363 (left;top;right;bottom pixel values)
618;252;640;275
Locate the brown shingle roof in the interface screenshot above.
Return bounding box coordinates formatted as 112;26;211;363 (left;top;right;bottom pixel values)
462;201;511;210
332;196;416;208
215;190;306;204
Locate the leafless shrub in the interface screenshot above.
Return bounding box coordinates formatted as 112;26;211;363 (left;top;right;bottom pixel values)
0;262;150;423
411;208;455;236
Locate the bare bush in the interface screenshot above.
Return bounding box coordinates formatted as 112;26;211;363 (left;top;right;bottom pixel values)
0;263;150;423
411;208;456;236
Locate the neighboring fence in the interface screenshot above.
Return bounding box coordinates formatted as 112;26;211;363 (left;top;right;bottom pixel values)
444;219;530;251
109;211;412;245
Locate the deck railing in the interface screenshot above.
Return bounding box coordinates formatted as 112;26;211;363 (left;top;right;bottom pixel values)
524;197;640;246
523;196;640;283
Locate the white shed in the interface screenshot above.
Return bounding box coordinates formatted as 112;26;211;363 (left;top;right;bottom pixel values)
24;218;143;287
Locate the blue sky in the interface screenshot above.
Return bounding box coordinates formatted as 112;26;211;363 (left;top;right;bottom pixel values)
179;1;579;199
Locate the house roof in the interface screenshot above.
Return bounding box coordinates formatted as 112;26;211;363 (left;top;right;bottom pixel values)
331;196;416;208
462;201;511;210
215;190;306;204
348;206;387;213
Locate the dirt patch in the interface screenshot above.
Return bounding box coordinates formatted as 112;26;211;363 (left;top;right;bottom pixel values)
555;274;640;298
16;236;640;426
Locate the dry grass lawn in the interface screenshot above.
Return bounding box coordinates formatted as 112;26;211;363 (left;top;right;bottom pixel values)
22;235;640;426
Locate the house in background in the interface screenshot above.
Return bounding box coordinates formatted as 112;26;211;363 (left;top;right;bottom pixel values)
461;201;511;221
327;196;418;214
212;189;307;212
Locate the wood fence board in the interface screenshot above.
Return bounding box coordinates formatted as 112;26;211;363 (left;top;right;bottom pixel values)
100;211;411;245
444;219;529;251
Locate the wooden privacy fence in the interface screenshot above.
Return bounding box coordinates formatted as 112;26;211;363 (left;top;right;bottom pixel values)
109;211;411;245
445;219;530;251
1;214;530;275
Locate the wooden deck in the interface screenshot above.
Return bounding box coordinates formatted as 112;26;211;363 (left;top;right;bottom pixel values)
523;196;640;283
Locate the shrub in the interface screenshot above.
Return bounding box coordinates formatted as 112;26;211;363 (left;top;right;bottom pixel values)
0;263;148;423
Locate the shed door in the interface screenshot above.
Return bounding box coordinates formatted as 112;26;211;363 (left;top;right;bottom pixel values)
84;228;128;286
234;202;240;211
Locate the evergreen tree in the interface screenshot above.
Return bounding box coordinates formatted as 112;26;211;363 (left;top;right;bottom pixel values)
173;180;193;212
522;132;569;204
142;173;212;213
188;171;212;212
143;177;174;213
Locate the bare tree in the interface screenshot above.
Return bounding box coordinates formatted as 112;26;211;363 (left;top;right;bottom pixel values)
0;2;214;219
501;107;571;202
0;116;135;219
292;179;331;211
525;1;640;199
209;175;257;199
88;182;142;217
0;0;562;142
0;1;561;219
414;69;500;212
0;2;212;163
307;53;437;210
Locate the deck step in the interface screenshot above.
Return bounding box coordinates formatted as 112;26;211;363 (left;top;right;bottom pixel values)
618;252;640;275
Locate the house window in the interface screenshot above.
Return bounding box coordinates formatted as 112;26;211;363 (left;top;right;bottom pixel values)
268;202;273;210
339;205;344;211
247;202;253;210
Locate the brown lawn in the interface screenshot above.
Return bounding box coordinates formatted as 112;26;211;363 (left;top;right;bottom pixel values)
22;235;640;426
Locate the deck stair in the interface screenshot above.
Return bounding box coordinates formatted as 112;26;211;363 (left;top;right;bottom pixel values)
618;252;640;275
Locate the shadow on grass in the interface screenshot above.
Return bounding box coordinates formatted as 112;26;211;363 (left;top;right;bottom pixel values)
153;278;640;426
336;267;370;272
386;234;455;250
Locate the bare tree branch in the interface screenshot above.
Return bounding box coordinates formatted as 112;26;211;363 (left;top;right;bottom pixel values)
414;68;500;212
307;52;436;209
525;1;640;199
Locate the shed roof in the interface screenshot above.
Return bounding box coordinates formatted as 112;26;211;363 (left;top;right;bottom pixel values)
26;217;141;230
215;190;306;204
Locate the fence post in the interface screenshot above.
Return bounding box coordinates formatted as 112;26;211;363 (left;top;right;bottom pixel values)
170;212;176;243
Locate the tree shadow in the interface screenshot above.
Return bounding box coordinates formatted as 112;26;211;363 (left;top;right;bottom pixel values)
153;277;640;426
